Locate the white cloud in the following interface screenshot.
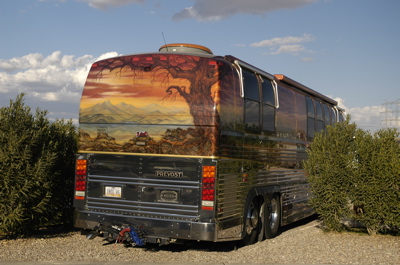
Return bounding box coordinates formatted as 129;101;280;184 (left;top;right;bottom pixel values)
172;0;318;21
333;97;385;132
96;52;119;61
348;105;385;132
0;51;93;73
0;51;118;121
0;52;91;98
250;33;315;56
77;0;145;10
271;44;305;55
333;97;347;110
251;34;315;47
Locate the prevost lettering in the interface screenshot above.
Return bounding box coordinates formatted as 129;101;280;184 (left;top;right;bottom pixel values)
155;171;184;178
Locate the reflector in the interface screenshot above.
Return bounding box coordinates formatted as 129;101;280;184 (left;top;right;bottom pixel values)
201;165;216;210
75;159;87;199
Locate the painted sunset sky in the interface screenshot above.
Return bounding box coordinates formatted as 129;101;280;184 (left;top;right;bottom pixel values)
80;62;192;112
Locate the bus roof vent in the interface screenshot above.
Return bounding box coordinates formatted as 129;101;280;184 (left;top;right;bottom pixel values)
159;43;213;55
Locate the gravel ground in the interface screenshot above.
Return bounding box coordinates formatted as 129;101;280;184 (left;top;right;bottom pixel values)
1;218;399;264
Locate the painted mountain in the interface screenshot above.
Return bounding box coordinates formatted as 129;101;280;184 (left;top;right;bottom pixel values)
79;100;193;125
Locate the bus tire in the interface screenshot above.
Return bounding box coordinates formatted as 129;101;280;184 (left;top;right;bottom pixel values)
240;197;261;246
264;194;281;239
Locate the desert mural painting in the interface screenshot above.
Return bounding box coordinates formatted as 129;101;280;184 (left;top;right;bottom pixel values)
79;54;222;156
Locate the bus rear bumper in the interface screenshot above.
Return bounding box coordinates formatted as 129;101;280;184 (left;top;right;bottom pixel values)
74;210;217;243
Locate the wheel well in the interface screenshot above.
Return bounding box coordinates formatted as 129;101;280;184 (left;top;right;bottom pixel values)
248;188;282;210
244;188;281;215
255;195;265;206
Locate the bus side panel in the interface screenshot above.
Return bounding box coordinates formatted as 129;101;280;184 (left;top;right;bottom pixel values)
215;62;314;239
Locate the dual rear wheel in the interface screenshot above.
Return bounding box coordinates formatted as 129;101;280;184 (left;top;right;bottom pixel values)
241;194;281;245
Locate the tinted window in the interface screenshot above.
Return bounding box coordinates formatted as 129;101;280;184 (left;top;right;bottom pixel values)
338;111;345;122
331;107;337;123
276;86;296;136
262;78;275;105
245;99;260;133
295;93;307;140
306;97;315;138
243;70;261;133
243;70;259;101
261;77;275;132
306;97;314;118
315;101;323;121
263;105;275;132
315;101;323;132
323;104;330;126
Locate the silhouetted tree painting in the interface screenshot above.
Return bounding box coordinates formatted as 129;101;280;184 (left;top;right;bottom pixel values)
91;54;229;154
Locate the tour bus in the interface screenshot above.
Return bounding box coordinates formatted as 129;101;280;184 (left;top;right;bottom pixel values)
73;43;345;246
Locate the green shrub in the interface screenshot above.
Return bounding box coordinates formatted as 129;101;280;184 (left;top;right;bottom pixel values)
305;116;400;235
350;128;400;235
0;94;77;235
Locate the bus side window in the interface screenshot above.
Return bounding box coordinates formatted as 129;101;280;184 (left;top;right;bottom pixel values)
261;77;275;132
243;70;261;133
295;93;307;140
323;104;330;127
315;101;323;132
276;86;296;137
338;111;345;122
306;97;315;138
330;106;337;123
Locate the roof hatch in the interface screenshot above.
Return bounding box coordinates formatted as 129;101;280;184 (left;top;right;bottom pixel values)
159;43;213;55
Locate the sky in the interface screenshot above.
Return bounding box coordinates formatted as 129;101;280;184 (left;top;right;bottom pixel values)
1;0;399;132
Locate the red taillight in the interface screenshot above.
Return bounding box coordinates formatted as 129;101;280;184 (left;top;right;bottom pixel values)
75;159;87;200
201;166;216;210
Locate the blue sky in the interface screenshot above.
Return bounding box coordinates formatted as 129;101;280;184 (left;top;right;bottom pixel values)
1;0;399;132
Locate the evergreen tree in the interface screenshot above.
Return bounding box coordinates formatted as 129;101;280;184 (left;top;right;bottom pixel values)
0;94;77;235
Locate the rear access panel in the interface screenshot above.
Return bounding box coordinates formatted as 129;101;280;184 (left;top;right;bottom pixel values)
85;154;203;221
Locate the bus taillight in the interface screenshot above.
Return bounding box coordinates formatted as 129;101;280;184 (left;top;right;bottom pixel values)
75;159;87;200
201;166;216;210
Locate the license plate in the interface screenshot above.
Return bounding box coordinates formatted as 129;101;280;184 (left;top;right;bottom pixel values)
104;186;122;198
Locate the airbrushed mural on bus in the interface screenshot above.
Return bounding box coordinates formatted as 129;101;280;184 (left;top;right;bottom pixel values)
78;51;228;156
74;43;345;246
